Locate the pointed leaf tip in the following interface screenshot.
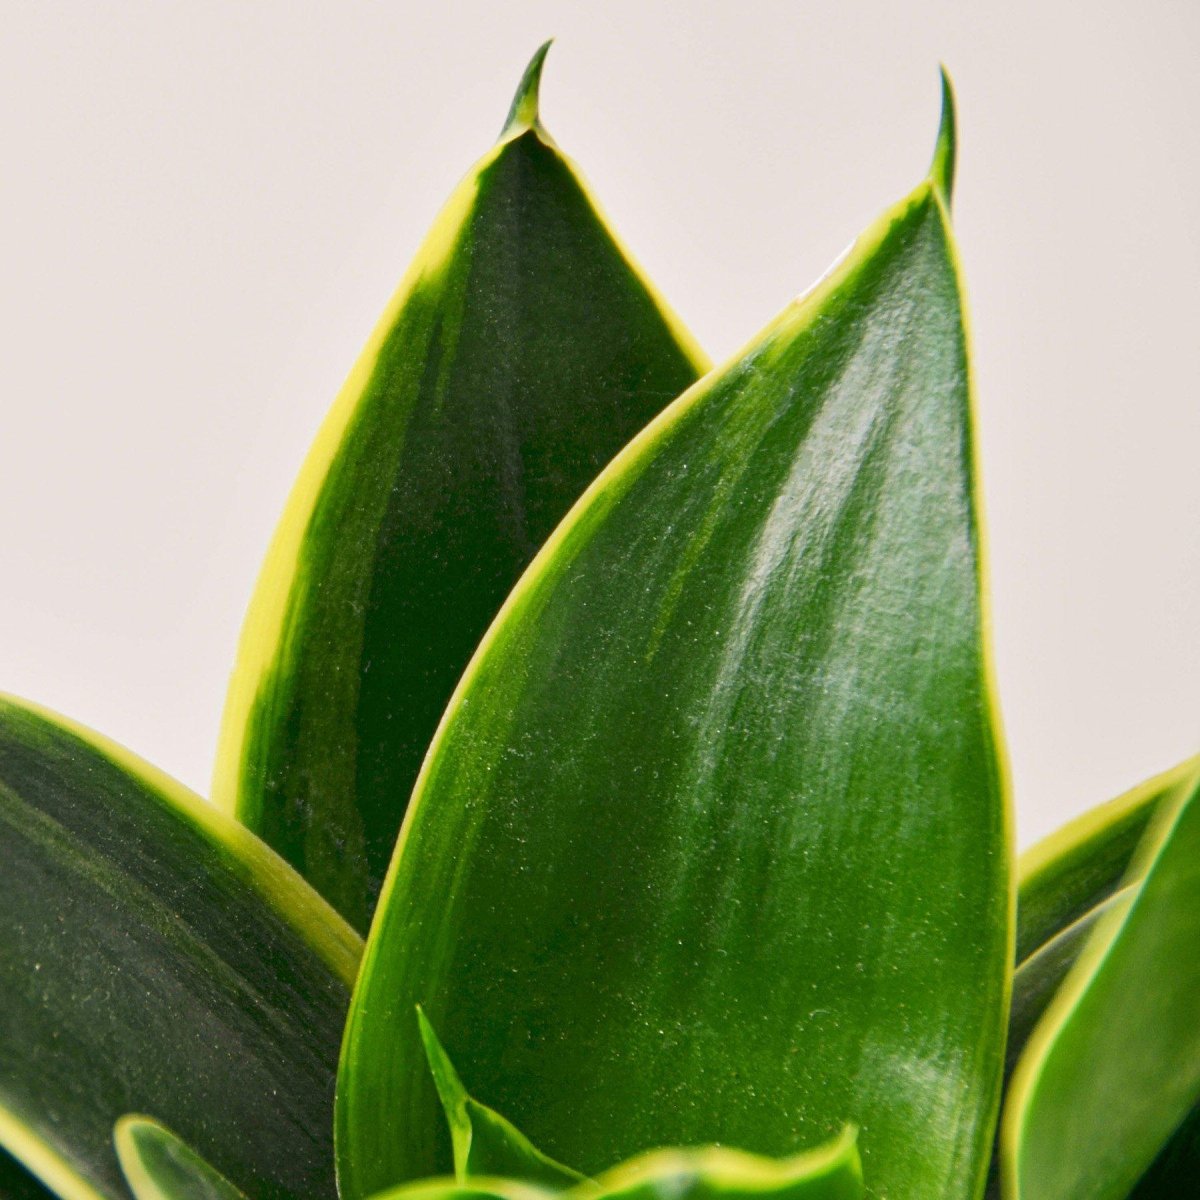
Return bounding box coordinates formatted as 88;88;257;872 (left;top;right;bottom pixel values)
930;66;957;205
501;40;553;139
417;1007;467;1111
416;1008;586;1189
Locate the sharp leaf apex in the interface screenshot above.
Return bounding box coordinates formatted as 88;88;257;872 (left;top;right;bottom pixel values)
930;65;958;207
417;1008;469;1121
501;39;554;139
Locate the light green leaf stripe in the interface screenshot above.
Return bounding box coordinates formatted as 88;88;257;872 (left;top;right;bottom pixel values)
114;1119;245;1200
0;696;361;1200
0;1147;60;1200
1005;887;1134;1084
1015;756;1197;962
572;1131;863;1200
1002;764;1200;1200
366;1131;862;1200
338;79;1010;1200
366;1181;552;1200
417;1012;584;1189
212;41;707;931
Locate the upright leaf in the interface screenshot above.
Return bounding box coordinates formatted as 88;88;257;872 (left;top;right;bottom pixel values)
0;697;361;1200
114;1120;245;1200
1002;765;1200;1200
338;83;1010;1200
212;42;707;930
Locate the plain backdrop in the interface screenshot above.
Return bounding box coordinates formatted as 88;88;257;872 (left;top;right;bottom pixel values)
1;1;1197;848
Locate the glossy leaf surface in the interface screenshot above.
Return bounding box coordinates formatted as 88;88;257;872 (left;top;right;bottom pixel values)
338;91;1010;1200
1002;766;1200;1200
115;1119;245;1200
1015;758;1195;962
0;697;361;1200
418;1012;584;1189
212;42;707;930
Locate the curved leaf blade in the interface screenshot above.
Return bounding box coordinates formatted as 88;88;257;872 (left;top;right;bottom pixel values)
1005;887;1133;1084
366;1132;861;1200
578;1131;862;1200
338;85;1010;1200
0;697;361;1200
366;1182;550;1200
212;43;707;930
1015;757;1196;962
114;1120;244;1200
1002;764;1200;1200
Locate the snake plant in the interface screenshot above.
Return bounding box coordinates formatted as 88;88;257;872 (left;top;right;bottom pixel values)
0;43;1195;1200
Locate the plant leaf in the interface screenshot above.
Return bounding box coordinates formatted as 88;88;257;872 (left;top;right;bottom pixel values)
1001;764;1200;1200
365;1131;862;1200
337;79;1010;1200
575;1130;863;1200
211;41;708;931
417;1010;585;1188
1015;757;1197;962
1005;887;1133;1084
982;758;1200;1198
0;696;361;1200
114;1119;245;1200
365;1182;550;1200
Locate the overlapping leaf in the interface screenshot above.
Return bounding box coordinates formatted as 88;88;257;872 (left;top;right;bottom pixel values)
212;42;707;930
417;1012;584;1189
1015;758;1194;961
337;81;1010;1200
411;1012;862;1200
1002;765;1200;1200
0;697;361;1200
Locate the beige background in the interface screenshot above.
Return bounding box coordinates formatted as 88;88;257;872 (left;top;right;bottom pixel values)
1;1;1197;847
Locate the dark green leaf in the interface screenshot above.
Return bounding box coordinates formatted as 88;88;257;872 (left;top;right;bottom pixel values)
417;1010;584;1188
114;1119;244;1200
211;42;707;931
1002;765;1200;1200
0;1149;58;1200
1128;1106;1200;1198
338;81;1009;1200
0;697;360;1200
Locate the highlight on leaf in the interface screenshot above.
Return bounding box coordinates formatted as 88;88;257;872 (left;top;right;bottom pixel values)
1;41;1194;1200
336;72;1009;1200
